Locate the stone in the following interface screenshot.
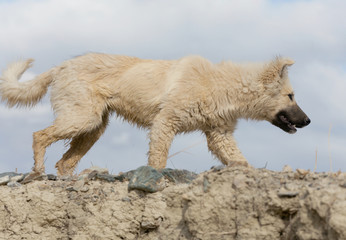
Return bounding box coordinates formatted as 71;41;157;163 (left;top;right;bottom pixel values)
232;174;248;189
72;179;86;191
10;174;25;182
7;181;22;188
87;170;98;180
203;176;209;193
128;166;166;193
160;168;198;184
59;175;76;181
116;170;136;182
47;174;57;181
0;172;20;178
211;165;226;172
339;181;346;188
66;186;76;192
282;165;293;172
277;188;299;198
141;218;163;230
80;186;89;192
0;175;10;185
296;168;309;176
95;173;117;182
121;197;131;202
141;195;165;230
21;172;47;184
0;172;24;185
79;166;109;179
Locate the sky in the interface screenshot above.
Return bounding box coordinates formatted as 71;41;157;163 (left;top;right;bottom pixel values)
0;0;345;175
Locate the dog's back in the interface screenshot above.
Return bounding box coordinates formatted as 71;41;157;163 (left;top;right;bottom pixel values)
52;53;182;127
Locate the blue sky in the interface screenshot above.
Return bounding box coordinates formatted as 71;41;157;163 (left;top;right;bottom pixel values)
0;0;345;174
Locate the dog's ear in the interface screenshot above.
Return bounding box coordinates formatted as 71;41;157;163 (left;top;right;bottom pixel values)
260;57;295;84
277;58;294;78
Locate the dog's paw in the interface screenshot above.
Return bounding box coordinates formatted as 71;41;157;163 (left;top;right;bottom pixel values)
21;171;45;184
227;160;252;168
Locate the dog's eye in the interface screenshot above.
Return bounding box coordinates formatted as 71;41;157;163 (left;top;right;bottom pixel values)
288;94;294;101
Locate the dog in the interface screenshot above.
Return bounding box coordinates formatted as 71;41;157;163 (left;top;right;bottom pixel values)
0;54;310;175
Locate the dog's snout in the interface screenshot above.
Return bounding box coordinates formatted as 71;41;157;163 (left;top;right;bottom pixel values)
304;117;311;126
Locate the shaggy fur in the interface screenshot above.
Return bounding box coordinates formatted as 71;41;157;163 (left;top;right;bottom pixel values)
0;54;310;175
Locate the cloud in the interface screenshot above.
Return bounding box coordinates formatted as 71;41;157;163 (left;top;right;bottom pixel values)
0;0;345;174
112;132;130;146
0;104;51;121
1;0;345;63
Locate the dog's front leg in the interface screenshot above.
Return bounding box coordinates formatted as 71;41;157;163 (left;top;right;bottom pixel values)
148;116;177;169
205;129;249;167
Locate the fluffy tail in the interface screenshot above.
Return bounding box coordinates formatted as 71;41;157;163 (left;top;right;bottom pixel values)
0;59;53;107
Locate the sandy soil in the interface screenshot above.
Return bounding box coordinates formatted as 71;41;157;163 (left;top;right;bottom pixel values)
1;166;345;240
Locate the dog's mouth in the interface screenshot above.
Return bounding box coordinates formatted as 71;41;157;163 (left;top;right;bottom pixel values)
278;114;297;134
271;105;311;134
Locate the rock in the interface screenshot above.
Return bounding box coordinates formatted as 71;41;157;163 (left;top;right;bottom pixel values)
211;165;226;172
141;219;162;229
47;174;57;181
58;175;76;181
6;173;24;182
11;174;25;182
337;172;346;180
0;172;20;178
0;172;24;185
140;194;165;230
115;170;136;182
66;186;76;192
86;170;98;180
21;172;47;184
282;165;293;172
232;174;247;189
75;167;111;182
286;187;346;239
296;168;310;179
121;197;131;202
0;175;10;185
80;186;89;192
7;181;22;188
128;166;166;193
203;176;210;192
95;173;117;182
79;166;109;179
277;189;299;198
71;179;86;191
160;168;198;184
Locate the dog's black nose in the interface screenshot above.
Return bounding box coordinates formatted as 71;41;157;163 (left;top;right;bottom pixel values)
304;117;311;125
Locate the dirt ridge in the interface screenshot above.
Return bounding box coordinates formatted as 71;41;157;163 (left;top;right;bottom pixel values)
1;166;345;240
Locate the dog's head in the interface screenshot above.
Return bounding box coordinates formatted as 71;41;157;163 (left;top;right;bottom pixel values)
260;57;311;134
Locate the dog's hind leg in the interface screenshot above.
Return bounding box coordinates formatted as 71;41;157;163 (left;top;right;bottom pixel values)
22;126;62;183
32;103;109;175
32;125;63;174
55;114;109;176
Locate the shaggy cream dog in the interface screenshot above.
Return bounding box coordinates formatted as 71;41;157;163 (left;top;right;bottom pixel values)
0;54;310;175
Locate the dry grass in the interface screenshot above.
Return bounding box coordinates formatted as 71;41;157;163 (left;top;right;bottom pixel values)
328;124;332;172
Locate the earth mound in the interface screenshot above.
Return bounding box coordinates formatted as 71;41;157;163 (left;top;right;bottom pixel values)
1;166;345;239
